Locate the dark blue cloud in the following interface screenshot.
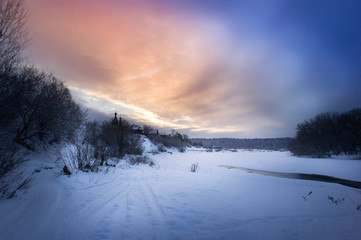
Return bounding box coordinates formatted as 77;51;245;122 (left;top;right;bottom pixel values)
188;0;361;115
177;0;361;135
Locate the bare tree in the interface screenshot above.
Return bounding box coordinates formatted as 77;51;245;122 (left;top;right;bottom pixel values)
0;66;85;149
143;124;153;135
0;0;28;134
0;0;28;72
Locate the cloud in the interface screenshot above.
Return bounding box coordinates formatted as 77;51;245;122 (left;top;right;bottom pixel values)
26;0;361;138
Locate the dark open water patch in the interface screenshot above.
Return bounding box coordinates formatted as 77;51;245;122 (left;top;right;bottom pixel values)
219;165;361;189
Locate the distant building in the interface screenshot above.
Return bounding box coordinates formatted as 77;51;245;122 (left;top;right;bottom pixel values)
147;129;159;136
160;132;169;138
111;112;166;137
131;125;143;134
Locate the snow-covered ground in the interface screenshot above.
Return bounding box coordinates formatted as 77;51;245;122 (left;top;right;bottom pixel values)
1;148;361;240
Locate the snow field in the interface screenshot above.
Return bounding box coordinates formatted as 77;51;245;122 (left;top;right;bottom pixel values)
0;149;360;240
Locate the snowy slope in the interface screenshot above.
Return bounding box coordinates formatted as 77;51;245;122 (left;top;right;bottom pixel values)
0;149;360;240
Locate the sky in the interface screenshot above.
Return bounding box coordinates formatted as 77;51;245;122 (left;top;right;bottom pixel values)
26;0;361;138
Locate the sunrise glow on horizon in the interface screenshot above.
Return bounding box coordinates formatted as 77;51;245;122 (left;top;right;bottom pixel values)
26;0;361;138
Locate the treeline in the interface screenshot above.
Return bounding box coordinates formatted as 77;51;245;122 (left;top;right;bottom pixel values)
289;109;361;157
0;0;84;151
0;0;86;197
1;68;84;150
191;138;292;151
64;119;192;172
64;117;143;173
146;129;190;152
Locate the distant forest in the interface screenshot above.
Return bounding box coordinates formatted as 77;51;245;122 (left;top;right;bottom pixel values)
289;109;361;157
190;138;293;151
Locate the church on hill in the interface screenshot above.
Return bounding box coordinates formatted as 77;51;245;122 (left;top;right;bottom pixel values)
111;112;168;137
112;112;121;126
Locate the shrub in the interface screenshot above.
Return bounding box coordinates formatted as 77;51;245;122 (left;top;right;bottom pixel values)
60;140;100;173
63;165;71;175
0;145;31;199
0;146;23;179
190;162;199;172
215;147;223;152
178;147;186;153
157;143;167;152
127;155;152;165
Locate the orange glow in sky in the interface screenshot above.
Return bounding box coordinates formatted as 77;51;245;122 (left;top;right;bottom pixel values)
27;0;249;136
26;0;361;137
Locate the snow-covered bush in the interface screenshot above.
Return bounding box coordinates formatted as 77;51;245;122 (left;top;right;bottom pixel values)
126;155;157;167
178;147;186;152
0;172;31;199
0;146;23;179
60;140;101;173
0;145;31;198
157;144;166;153
127;156;150;165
